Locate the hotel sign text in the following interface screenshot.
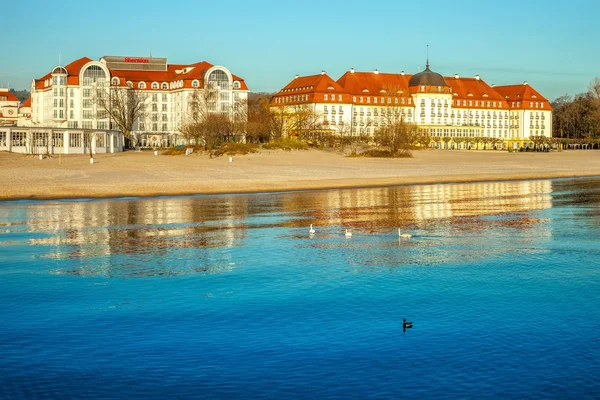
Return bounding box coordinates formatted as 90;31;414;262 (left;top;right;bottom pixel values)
124;57;149;63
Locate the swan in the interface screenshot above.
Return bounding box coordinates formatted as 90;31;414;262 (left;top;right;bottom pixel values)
345;229;352;238
398;228;412;238
309;224;315;235
403;318;413;329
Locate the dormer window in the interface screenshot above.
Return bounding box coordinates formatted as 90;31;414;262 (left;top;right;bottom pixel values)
111;77;120;85
161;82;168;90
151;82;159;90
192;80;200;88
139;82;146;89
126;81;133;88
233;81;240;89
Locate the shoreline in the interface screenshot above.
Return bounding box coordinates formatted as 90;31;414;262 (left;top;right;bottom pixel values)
1;149;600;201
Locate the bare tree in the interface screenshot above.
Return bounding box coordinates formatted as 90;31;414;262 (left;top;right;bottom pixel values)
95;86;147;147
374;117;416;157
245;93;274;143
83;130;96;161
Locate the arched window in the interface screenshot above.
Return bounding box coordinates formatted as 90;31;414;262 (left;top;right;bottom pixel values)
161;82;168;90
207;69;230;90
233;81;240;89
139;82;146;89
111;77;120;85
151;82;159;90
126;81;133;88
52;66;67;75
82;65;107;86
192;80;200;88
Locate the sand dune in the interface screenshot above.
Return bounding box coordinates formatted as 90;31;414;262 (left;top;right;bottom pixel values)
1;149;599;200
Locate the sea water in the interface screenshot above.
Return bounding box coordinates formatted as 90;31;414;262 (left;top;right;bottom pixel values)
1;178;600;399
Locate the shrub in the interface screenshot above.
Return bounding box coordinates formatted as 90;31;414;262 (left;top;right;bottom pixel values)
212;142;259;156
263;139;308;151
356;149;413;158
162;146;203;156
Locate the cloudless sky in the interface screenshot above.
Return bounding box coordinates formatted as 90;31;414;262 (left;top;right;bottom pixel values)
2;0;598;100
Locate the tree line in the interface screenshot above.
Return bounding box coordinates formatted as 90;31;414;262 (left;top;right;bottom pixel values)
552;78;600;139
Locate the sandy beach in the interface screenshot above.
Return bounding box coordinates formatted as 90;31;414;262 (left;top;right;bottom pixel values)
1;149;599;200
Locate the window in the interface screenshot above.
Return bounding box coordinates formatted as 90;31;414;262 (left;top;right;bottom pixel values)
352;96;356;102
83;89;92;98
207;69;230;90
162;94;167;102
82;65;107;86
152;94;158;102
83;99;92;108
192;80;200;88
162;123;168;131
161;83;168;90
139;82;147;89
152;82;159;90
111;77;119;85
162;104;167;112
96;134;105;147
70;133;82;147
152;123;158;131
162;114;168;122
152;104;158;112
140;123;146;131
233;81;240;89
324;94;328;100
338;95;342;101
83;110;93;119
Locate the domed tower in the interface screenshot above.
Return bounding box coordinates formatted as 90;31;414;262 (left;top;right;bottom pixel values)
409;61;452;127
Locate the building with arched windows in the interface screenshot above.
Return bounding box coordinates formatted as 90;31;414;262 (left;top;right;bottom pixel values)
25;55;248;151
271;63;552;149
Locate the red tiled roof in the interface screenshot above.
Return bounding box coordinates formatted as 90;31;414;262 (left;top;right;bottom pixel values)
445;76;508;109
33;57;248;92
493;84;552;110
21;97;31;107
337;71;413;97
271;73;350;105
0;91;19;102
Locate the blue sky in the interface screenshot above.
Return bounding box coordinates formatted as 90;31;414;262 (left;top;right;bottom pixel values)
2;0;598;100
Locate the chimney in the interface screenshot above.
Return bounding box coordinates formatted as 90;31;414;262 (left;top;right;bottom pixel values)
491;84;495;88
373;69;379;75
454;74;459;79
350;67;355;74
523;81;528;85
321;70;326;75
294;74;299;79
475;74;480;81
400;71;405;76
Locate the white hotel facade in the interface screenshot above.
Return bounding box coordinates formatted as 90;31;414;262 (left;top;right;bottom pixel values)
271;62;552;148
19;55;248;151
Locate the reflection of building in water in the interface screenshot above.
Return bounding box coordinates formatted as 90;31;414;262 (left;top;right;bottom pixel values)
409;180;552;221
25;196;252;277
282;180;553;229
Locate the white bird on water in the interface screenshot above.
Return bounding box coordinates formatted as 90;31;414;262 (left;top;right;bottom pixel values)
309;224;315;235
398;228;412;238
345;229;352;238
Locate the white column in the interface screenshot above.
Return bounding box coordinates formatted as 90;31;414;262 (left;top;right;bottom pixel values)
64;131;70;154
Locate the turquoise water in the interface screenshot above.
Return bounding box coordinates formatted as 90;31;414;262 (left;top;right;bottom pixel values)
1;178;600;399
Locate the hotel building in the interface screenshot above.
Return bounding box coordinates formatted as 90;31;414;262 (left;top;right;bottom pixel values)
270;63;552;149
0;89;20;126
27;55;248;148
